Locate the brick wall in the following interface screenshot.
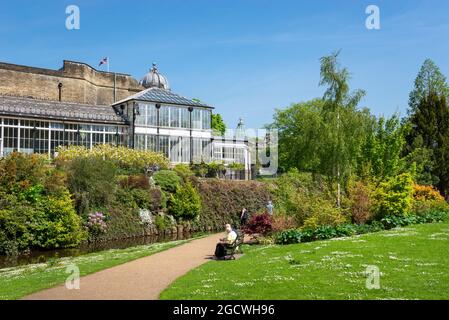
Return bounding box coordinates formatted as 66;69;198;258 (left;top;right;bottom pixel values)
0;60;143;105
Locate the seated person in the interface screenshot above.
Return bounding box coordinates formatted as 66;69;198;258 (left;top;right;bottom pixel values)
214;224;237;259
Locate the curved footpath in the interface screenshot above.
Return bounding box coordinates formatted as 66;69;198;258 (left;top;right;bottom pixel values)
24;233;222;300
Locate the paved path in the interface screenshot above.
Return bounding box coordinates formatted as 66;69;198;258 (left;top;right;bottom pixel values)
24;233;222;300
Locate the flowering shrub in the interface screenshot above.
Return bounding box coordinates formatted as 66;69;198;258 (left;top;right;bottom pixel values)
244;213;273;236
413;184;445;201
56;145;169;173
86;212;108;238
412;184;449;215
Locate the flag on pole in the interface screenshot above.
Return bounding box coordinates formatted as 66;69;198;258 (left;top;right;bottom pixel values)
99;57;108;67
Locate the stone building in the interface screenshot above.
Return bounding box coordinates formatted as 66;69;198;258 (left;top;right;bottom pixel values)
0;60;251;179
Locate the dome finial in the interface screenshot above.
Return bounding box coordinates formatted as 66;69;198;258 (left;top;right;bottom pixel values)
236;117;246;140
140;63;170;90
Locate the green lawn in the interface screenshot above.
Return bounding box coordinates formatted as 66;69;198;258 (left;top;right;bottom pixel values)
161;222;449;300
0;238;194;300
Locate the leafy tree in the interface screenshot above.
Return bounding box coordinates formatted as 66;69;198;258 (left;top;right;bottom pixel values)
409;59;448;113
407;92;449;197
211;113;227;136
272;99;325;173
271;52;373;205
318;51;369;206
358;115;406;184
402;134;436;186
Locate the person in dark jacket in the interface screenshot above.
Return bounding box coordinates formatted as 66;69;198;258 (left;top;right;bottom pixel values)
240;207;249;226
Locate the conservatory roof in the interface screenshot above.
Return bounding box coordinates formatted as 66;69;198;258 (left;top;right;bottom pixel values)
112;87;213;109
0;95;125;124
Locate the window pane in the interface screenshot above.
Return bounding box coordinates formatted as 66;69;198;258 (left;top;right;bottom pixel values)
158;136;169;158
35;129;49;154
3;126;18;155
51;130;65;153
202;110;211;130
170;107;180;128
135;134;145;150
160;107;169;127
181;137;190;162
170;136;181;162
20;128;34;154
192;109;201;129
147;104;157;126
135;103;146;126
180;108;189;128
92;132;104;146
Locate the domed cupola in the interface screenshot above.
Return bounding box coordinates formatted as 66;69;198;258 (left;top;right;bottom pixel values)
139;63;170;90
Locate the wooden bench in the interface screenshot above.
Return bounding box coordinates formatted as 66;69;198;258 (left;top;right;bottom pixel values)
224;230;244;260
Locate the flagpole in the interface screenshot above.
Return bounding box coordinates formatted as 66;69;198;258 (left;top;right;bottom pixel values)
107;57;110;73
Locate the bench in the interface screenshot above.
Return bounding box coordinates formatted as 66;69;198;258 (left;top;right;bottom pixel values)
224;230;244;260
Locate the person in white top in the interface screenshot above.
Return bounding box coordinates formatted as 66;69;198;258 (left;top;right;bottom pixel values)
266;201;274;215
214;224;237;259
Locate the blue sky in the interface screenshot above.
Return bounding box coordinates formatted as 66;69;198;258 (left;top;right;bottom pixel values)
1;0;449;129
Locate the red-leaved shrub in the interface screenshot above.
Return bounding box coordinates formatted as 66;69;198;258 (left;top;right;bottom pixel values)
244;213;273;236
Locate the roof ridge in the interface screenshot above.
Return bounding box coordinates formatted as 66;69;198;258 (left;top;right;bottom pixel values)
0;94;110;108
112;87;213;108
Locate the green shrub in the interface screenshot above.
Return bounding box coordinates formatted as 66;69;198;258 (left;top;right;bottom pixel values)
155;215;168;231
355;221;385;234
271;169;347;228
0;152;49;190
0;191;86;254
36;191;86;248
0;153;86;254
168;182;202;220
66;157;118;214
153;170;182;193
0;152;67;198
274;211;448;245
381;210;448;229
275;229;302;244
115;187;138;209
190;161;209;178
173;164;195;182
129;188;151;209
373;173;414;219
99;204;143;240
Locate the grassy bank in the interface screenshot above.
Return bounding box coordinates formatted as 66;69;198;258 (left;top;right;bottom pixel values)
0;238;195;300
161;222;449;300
